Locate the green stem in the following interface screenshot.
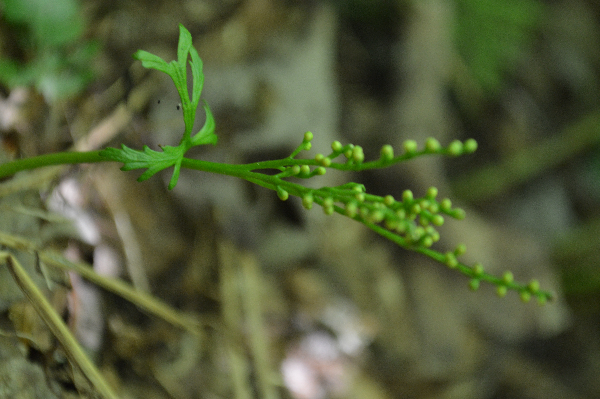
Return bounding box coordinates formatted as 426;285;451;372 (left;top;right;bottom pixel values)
236;151;425;172
0;151;310;201
0;151;105;179
0;146;439;181
180;157;308;197
0;149;554;302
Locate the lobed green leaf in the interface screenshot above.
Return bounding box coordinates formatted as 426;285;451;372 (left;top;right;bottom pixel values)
99;144;184;186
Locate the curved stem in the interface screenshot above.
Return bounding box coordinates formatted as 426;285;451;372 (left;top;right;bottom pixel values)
358;217;554;302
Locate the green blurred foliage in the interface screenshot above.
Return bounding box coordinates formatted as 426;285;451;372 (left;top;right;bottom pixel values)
0;0;97;101
2;0;83;47
455;0;544;94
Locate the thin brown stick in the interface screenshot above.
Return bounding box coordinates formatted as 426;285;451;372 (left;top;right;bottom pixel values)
1;252;119;399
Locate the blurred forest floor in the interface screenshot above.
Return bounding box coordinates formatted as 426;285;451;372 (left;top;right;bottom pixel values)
1;0;600;398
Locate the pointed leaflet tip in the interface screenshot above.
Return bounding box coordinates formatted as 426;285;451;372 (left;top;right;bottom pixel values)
190;46;204;110
168;159;183;190
132;50;171;75
191;101;217;146
177;24;193;68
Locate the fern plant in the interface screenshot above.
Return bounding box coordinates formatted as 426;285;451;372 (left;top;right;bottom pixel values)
0;24;553;304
